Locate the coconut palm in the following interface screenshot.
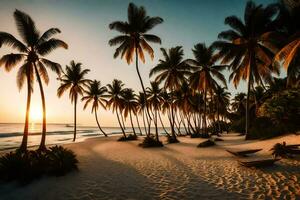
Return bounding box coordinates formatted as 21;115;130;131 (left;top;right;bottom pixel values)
213;1;280;136
147;81;162;142
0;10;67;151
108;3;163;123
57;61;90;142
82;80;108;137
121;88;138;137
106;79;127;138
137;92;149;135
214;86;230;134
188;43;227;137
150;46;191;141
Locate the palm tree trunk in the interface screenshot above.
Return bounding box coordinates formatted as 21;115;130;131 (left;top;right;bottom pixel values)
33;63;47;150
135;47;152;126
120;111;126;130
142;109;147;134
135;114;143;135
73;97;77;142
95;110;108;137
116;109;126;138
217;102;221;135
154;107;159;142
203;89;208;137
180;112;189;135
158;111;170;136
129;110;136;136
170;103;177;139
20;70;32;151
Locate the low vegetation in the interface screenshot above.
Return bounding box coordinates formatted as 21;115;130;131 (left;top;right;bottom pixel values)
139;135;163;148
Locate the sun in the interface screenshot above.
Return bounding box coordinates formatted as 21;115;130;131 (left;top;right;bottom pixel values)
30;106;43;122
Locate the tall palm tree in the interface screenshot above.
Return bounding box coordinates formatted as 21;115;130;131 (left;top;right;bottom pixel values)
214;86;230;134
82;80;108;137
150;46;191;141
188;43;227;137
213;1;279;136
108;3;163;123
57;61;90;142
147;81;162;142
137;92;148;135
0;10;67;151
107;79;127;138
121;88;138;137
272;2;300;85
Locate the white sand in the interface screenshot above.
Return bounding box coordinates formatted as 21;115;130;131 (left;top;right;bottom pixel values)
0;133;300;200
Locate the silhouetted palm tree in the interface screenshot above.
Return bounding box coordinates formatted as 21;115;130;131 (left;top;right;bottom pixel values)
0;10;67;151
137;92;148;135
150;46;191;141
107;79;127;138
121;88;138;137
57;61;90;141
214;86;230;134
231;93;246;115
188;43;227;137
82;80;108;137
213;1;279;136
147;81;162;142
109;3;163;124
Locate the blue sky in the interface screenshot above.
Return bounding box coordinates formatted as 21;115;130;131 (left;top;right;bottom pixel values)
0;0;279;125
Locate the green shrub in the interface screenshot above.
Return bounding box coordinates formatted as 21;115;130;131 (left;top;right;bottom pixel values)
0;146;78;183
197;139;215;148
166;135;179;143
117;134;138;141
139;135;163;148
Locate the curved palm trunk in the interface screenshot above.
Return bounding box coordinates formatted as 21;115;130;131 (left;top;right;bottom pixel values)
135;114;143;135
95;110;108;137
180;112;189;135
203;89;208;137
129;110;136;136
158;111;170;136
170;103;177;139
73;97;77;142
135;47;152;126
217;102;221;135
120;111;126;130
33;63;47;150
20;69;32;151
116;109;126;138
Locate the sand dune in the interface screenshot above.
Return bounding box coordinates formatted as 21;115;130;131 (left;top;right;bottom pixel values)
0;133;300;200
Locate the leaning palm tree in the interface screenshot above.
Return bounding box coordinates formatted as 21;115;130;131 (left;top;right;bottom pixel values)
0;10;67;151
108;3;163;123
214;86;230;134
121;88;138;137
107;79;127;138
150;46;192;141
147;81;162;142
82;80;108;137
213;1;279;137
57;61;90;142
188;43;227;137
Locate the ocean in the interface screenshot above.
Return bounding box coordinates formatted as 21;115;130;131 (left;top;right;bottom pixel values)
0;123;171;151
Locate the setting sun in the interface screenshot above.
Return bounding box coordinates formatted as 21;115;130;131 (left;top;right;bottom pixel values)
29;106;43;122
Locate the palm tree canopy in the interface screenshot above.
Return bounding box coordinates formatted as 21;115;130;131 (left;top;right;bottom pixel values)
121;88;138;118
106;79;125;112
57;60;90;103
108;3;163;64
212;1;280;88
150;46;192;90
147;81;162;109
82;80;108;113
0;9;68;91
188;43;227;93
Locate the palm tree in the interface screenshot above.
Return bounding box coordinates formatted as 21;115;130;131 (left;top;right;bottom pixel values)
0;10;67;151
121;88;138;137
213;1;279;136
82;80;108;137
107;79;127;138
231;93;246;115
137;92;148;135
214;86;230;134
188;43;227;137
57;61;90;142
147;81;162;142
108;3;163;123
272;2;300;85
150;46;191;141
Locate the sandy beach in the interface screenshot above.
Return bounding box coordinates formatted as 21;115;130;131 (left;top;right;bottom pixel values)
0;133;299;200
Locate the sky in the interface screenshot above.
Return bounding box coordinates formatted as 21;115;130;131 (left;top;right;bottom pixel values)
0;0;278;127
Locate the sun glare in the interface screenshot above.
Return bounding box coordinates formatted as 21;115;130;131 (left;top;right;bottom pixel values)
30;106;43;122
